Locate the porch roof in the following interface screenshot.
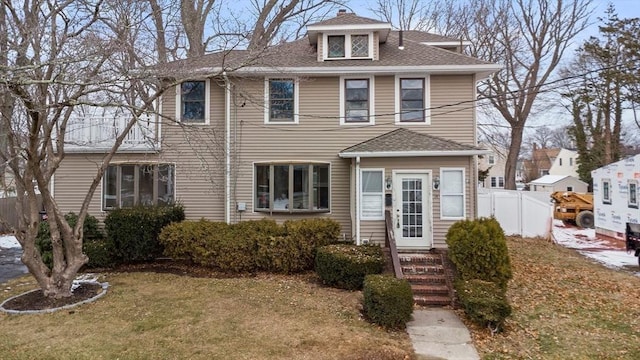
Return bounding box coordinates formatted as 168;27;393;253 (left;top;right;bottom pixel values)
338;128;489;158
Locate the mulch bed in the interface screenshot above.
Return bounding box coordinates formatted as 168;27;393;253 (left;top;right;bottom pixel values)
2;282;103;311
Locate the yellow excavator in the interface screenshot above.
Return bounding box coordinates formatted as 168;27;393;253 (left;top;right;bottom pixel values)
550;191;594;228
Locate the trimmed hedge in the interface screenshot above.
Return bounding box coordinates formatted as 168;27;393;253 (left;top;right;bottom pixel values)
445;217;512;289
105;204;185;263
36;212;114;269
315;244;384;290
159;218;341;274
456;279;512;332
362;274;414;329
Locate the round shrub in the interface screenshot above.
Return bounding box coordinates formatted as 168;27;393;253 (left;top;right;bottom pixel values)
363;274;414;329
455;279;512;332
36;212;110;269
315;244;384;290
445;217;512;289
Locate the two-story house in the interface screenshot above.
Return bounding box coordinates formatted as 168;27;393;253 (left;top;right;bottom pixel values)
51;11;499;250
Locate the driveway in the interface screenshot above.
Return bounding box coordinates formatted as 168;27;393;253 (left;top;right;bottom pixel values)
0;235;28;284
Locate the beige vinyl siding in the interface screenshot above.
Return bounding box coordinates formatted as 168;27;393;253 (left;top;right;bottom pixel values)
54;153;160;221
359;157;474;248
158;80;226;221
429;75;475;144
373;32;379;60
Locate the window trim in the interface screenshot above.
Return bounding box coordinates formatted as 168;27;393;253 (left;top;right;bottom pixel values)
628;179;638;209
253;162;331;213
395;75;430;124
602;178;612;205
488;154;495;165
490;176;504;188
264;77;299;124
360;168;385;221
101;162;177;211
440;167;466;220
175;79;210;125
340;75;375;125
323;32;373;60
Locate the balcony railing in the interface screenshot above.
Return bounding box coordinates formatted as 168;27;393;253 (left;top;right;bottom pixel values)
63;114;159;153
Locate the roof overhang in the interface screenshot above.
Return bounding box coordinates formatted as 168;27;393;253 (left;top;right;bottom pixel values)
339;149;491;158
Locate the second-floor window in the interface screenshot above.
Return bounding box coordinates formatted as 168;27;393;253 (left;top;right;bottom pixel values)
399;79;425;122
180;81;206;123
559;158;563;166
103;163;175;210
344;78;371;123
266;79;297;123
488;155;496;165
490;176;504;188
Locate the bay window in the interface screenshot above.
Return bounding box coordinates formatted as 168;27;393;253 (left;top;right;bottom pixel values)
103;163;175;210
255;163;329;212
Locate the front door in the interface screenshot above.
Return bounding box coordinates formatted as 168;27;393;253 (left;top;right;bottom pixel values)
393;172;431;249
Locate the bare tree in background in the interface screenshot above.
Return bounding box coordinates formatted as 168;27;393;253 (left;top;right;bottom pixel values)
372;0;592;190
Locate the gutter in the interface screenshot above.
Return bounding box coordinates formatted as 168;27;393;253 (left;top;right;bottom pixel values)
223;71;231;224
339;149;491;158
355;156;361;245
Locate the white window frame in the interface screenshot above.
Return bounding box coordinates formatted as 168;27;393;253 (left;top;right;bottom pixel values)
602;178;612;205
323;32;374;60
440;167;466;220
360;168;385;220
101;163;177;211
629;179;638;209
394;75;430;124
340;75;375;125
490;176;504;188
252;162;331;213
175;79;211;125
488;154;495;165
264;77;299;124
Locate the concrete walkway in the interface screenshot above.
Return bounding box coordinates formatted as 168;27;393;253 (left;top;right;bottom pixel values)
406;309;480;360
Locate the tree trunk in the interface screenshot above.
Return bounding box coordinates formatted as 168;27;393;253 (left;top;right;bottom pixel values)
504;124;525;190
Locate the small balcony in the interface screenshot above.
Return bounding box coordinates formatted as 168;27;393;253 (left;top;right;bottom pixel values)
63;114;160;153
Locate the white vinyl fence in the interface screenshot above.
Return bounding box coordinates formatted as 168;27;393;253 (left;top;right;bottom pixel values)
478;189;553;238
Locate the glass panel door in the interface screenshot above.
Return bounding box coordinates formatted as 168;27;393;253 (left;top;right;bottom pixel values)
394;173;431;248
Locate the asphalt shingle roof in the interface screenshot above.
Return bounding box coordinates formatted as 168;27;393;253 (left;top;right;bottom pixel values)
307;12;388;27
340;128;485;155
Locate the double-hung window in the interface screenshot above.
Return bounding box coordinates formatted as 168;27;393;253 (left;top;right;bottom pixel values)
265;79;297;123
361;169;384;220
342;78;373;124
255;163;329;212
103;164;175;210
629;180;638;209
602;179;612;205
490;176;504;188
440;168;465;219
488;155;495;165
177;80;209;124
396;76;429;124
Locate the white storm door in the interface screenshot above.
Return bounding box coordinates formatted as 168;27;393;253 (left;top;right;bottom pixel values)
393;173;431;248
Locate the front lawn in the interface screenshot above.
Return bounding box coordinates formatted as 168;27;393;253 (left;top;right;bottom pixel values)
469;237;640;359
0;272;413;359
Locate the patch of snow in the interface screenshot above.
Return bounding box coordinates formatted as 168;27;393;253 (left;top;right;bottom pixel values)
552;220;639;276
0;235;20;249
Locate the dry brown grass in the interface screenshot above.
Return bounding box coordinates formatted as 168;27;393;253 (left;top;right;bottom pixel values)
467;237;640;359
0;272;414;360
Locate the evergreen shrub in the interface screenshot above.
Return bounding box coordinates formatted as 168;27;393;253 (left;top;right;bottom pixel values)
315;244;384;290
362;274;414;329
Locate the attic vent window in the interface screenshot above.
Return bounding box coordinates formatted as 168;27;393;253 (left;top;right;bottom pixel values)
324;34;371;60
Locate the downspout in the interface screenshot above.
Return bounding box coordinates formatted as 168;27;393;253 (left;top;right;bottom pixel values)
223;72;231;224
355;156;361;245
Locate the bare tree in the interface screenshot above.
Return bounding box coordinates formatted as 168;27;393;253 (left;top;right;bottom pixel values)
373;0;592;189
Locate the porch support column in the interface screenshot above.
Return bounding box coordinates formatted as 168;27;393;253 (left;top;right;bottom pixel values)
223;72;231;224
355;156;361;245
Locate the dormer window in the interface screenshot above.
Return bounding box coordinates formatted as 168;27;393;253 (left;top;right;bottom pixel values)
324;33;371;60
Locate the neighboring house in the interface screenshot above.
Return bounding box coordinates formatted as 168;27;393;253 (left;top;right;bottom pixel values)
52;11;499;249
548;148;579;177
528;175;588;193
591;154;640;240
478;143;506;188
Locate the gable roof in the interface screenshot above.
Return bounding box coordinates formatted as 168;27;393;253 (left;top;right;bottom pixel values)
339;128;489;158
